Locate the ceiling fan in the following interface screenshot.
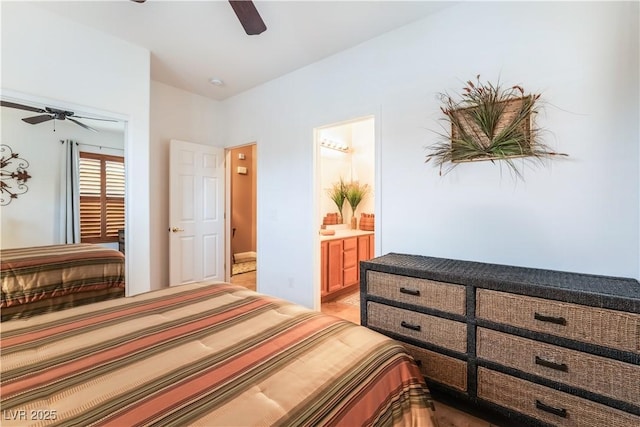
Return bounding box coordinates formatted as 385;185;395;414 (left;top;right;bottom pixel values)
1;101;117;133
131;0;267;36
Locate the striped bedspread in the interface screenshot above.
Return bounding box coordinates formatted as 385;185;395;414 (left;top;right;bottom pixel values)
0;282;435;427
0;244;125;321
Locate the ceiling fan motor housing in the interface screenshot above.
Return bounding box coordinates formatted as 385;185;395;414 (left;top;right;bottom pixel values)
45;107;75;120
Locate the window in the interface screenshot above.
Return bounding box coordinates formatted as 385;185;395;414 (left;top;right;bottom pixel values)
79;152;125;243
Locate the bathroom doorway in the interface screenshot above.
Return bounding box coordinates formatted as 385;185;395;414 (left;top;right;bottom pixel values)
315;116;376;323
227;143;257;291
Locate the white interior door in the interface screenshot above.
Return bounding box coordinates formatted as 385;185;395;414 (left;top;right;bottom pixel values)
169;139;225;286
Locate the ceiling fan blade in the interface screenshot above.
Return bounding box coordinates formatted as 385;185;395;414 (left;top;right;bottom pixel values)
2;101;47;114
229;1;267;35
130;0;146;3
22;114;54;124
67;117;99;133
73;115;119;122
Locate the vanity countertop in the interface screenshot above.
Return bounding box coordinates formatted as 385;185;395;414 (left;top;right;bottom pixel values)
319;229;373;242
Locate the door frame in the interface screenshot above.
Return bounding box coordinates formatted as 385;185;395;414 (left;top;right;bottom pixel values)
225;142;258;284
312;112;381;311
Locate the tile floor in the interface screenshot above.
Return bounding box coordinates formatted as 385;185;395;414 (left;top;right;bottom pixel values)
229;270;256;291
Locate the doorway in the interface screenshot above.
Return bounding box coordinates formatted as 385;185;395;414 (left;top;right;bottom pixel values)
227;144;257;291
315;116;375;323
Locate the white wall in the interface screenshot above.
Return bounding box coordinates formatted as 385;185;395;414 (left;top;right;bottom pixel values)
149;81;223;289
3;2;636;305
1;2;151;296
222;1;640;308
0;106;123;249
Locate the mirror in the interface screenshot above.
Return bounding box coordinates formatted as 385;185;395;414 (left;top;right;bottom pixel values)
0;101;125;250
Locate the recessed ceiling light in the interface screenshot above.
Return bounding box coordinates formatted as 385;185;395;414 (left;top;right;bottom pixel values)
209;78;224;86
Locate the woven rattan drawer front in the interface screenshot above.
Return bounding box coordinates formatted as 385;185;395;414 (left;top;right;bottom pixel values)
476;289;640;354
367;301;467;353
477;328;640;406
478;368;640;427
366;271;466;315
402;342;467;392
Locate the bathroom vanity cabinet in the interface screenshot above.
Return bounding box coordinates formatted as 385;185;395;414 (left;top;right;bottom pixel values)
320;231;374;302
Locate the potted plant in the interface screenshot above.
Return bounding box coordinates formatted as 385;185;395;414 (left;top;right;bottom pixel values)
345;181;369;229
327;178;347;224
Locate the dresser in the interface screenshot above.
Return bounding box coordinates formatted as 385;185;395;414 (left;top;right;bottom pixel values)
360;253;640;426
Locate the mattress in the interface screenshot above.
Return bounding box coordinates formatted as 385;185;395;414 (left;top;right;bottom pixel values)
0;281;435;426
0;243;125;321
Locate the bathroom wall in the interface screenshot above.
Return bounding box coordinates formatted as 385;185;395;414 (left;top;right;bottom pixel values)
319;118;375;226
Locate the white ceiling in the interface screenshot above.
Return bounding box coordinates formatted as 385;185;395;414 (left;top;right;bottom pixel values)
35;1;454;101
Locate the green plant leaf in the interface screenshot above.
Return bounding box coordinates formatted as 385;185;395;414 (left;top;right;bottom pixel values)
345;182;369;214
326;178;347;221
426;76;566;179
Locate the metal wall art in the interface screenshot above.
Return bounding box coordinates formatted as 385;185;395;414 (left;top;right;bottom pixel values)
1;144;32;205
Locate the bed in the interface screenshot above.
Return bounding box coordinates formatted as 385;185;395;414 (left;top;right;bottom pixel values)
0;243;125;321
0;281;436;426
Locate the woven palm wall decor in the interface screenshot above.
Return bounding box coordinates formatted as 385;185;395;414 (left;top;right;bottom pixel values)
426;75;567;178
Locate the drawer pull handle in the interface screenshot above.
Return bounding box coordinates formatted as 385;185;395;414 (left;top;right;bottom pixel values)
399;287;420;296
535;356;568;372
535;400;567;418
534;312;567;326
401;321;421;332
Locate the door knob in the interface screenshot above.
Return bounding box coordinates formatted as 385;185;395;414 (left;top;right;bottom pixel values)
170;227;184;233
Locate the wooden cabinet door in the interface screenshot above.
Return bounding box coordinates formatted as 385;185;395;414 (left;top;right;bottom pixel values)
358;235;371;261
321;241;328;296
327;239;343;293
357;234;374;281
